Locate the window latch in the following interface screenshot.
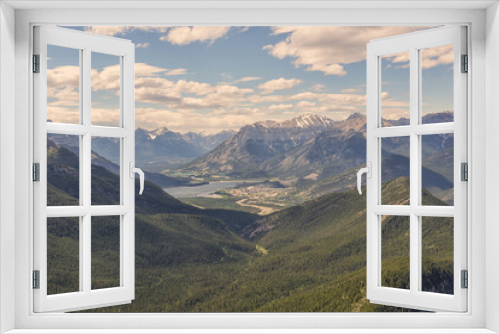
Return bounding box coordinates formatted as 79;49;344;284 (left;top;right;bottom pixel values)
357;162;372;195
129;162;145;195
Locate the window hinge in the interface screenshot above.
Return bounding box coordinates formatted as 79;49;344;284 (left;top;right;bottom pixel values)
33;163;40;182
461;54;468;73
461;162;468;181
461;270;468;289
33;54;40;73
33;270;40;289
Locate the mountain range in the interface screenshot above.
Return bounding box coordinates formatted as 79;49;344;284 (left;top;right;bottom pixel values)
49;127;235;174
46;141;453;312
47;136;191;188
134;127;235;172
182;112;453;182
183;113;366;178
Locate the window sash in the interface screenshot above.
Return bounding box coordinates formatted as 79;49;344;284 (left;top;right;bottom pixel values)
366;26;468;312
32;25;136;313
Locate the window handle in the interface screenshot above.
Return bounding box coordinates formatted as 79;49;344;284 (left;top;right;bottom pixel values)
129;162;145;195
357;162;371;195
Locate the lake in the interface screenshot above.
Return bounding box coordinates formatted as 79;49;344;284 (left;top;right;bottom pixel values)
164;181;245;198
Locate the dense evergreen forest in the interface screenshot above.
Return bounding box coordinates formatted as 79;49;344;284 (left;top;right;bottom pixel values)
46;142;453;312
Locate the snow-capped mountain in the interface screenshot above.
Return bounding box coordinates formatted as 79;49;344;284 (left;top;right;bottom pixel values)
254;113;336;129
182;112;453;180
49;127;235;173
183;113;354;177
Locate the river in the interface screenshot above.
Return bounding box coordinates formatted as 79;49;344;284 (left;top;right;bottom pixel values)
164;181;246;198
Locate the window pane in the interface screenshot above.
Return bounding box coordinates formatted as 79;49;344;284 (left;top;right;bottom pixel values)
421;217;454;295
92;216;121;289
421;134;454;206
91;52;121;127
47;134;80;206
47;45;80;124
381;137;410;205
381;215;410;290
421;45;454;124
47;217;80;295
381;52;410;127
91;137;121;205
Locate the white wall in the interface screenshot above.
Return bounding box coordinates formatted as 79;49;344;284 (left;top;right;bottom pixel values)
486;2;500;333
7;4;492;332
0;2;16;333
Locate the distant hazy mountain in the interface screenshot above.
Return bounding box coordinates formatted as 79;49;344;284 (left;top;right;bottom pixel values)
47;136;191;188
182;113;366;178
183;112;453;180
48;128;235;173
183;113;358;178
134;127;235;172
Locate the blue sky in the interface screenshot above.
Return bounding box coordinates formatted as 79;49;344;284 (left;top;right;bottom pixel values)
47;26;453;133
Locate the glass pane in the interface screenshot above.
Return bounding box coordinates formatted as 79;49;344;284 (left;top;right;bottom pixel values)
381;52;410;127
421;217;454;295
92;216;120;289
421;45;454;124
91;137;121;205
421;134;454;206
47;45;80;124
92;136;121;165
91;52;121;127
381;136;410;205
47;134;80;206
381;215;410;290
47;217;80;295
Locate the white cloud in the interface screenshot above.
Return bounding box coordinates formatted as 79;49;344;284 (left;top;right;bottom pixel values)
47;60;411;132
164;68;188;76
46;65;80;115
381;45;453;70
264;26;432;76
296;101;316;109
421;44;454;69
47;106;79;124
136;42;150;49
161;26;231;45
268;104;293;111
135;107;272;134
380;108;410;120
84;26;131;36
341;88;362;94
310;84;325;92
84;26;169;37
90;108;121;127
258;78;302;94
234;76;263;83
134;63;187;77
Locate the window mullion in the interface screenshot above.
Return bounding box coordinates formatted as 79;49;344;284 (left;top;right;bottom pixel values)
82;47;92;294
409;46;421;294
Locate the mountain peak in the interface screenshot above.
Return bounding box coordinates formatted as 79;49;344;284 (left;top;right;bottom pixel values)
347;112;365;120
255;113;334;129
148;127;170;139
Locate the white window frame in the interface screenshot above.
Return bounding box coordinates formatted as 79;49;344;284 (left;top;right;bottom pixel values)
365;26;467;312
1;1;498;333
33;25;136;313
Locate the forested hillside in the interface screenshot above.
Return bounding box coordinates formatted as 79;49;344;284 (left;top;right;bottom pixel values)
47;143;453;312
